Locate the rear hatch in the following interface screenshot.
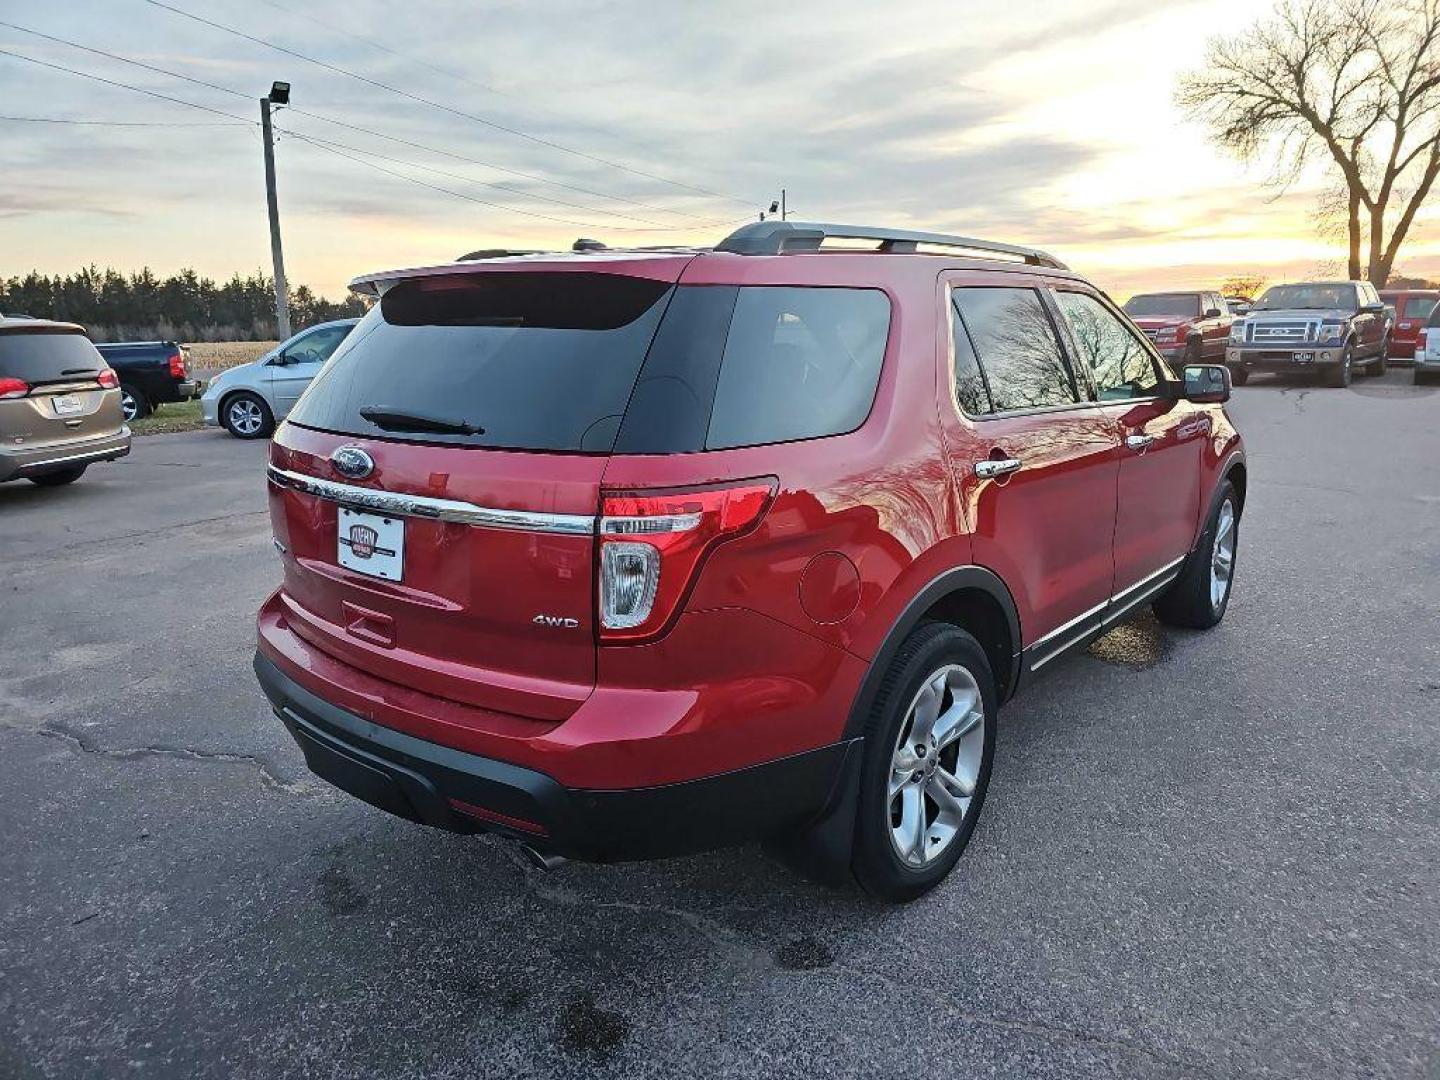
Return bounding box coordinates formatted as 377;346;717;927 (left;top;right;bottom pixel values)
268;259;692;722
0;326;121;449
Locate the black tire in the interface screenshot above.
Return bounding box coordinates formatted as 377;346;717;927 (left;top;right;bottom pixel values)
221;391;275;439
851;623;998;903
28;465;87;487
1325;342;1354;387
1154;481;1239;630
1368;343;1388;376
1230;367;1249;387
119;384;151;421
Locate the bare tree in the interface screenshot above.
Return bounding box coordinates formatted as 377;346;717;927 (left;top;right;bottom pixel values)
1178;0;1440;286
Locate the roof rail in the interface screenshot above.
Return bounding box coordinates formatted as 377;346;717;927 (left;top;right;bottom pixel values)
456;248;545;261
715;220;1068;269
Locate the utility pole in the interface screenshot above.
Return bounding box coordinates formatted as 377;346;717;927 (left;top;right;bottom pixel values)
260;81;292;340
781;188;787;221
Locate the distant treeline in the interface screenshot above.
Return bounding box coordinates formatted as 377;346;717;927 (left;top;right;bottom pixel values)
0;266;370;343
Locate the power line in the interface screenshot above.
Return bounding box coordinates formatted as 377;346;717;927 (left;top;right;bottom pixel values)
250;0;675;168
250;0;511;103
0;113;247;126
140;0;755;208
0;43;731;237
277;129;692;228
285;130;733;235
0;47;254;125
0;19;730;223
289;135;629;230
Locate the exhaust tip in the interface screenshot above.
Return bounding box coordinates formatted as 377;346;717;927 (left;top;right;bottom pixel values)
518;843;567;871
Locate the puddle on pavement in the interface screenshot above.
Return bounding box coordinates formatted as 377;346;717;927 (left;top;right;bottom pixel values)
1086;610;1169;670
557;992;629;1060
775;934;835;971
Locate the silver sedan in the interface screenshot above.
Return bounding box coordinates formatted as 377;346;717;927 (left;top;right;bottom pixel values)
201;319;359;439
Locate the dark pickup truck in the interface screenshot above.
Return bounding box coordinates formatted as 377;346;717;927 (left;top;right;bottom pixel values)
94;340;202;421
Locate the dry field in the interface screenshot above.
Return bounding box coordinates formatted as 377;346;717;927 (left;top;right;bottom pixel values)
185;340;277;373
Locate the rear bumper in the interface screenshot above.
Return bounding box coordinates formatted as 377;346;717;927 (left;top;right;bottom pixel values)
255;651;856;861
0;428;130;483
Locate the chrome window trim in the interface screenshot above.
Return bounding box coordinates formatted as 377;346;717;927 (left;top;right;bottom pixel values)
266;465;597;535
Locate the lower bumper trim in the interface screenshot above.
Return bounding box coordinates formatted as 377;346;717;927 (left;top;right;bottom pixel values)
255;650;855;862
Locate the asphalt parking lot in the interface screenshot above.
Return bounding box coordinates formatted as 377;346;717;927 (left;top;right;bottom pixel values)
2;371;1437;1080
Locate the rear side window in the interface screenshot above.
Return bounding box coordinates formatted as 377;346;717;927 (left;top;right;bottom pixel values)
288;273;673;451
0;330;105;385
1402;296;1436;319
705;287;888;450
613;285;890;453
951;287;1078;414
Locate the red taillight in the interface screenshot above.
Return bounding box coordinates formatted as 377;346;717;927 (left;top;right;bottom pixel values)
168;348;187;378
97;369;119;389
0;377;29;400
597;479;776;643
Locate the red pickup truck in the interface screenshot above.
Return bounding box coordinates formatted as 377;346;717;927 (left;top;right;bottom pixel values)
1121;291;1233;366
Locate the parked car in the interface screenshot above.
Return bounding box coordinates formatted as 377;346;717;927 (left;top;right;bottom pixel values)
1121;290;1233;365
93;340;202;422
1225;280;1390;386
1224;295;1253;316
1413;304;1440;384
0;318;130;486
252;221;1246;901
201;319;359;439
1378;289;1437;362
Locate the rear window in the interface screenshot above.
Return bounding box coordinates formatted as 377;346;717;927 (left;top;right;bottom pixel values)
290;273;891;454
0;330;106;385
287;273;673;452
1123;293;1200;319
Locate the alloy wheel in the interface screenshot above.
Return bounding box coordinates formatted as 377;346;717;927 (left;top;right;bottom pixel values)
1211;498;1236;612
887;664;986;867
228;398;264;436
120;390;138;423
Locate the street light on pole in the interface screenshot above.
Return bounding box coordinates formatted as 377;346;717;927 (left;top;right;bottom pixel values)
260;80;292;340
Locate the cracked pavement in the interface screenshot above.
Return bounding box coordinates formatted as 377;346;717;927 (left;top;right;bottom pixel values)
2;371;1438;1079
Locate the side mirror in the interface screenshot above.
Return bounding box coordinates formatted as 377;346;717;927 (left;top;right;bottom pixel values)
1205;307;1223;319
1182;364;1230;404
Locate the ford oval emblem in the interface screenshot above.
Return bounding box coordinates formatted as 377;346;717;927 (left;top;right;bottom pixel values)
330;446;374;480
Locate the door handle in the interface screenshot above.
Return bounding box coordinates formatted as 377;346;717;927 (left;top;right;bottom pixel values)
974;458;1022;479
1125;434;1155;452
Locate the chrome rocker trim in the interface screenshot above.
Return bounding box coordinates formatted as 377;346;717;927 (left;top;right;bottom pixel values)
1028;555;1186;672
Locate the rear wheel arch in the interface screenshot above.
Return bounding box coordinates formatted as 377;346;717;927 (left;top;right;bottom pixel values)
844;566;1021;740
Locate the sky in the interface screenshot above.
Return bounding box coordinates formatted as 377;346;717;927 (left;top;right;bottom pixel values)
1;0;1437;302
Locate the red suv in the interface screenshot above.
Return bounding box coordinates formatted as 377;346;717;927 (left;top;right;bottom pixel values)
254;222;1246;901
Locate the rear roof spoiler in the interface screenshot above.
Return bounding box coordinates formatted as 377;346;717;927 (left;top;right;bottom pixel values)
714;220;1068;269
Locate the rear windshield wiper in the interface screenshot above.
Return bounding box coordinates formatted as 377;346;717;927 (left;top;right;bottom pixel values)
359;406;485;436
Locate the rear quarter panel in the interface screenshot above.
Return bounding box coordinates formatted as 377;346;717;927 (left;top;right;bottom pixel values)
599;253;968;669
